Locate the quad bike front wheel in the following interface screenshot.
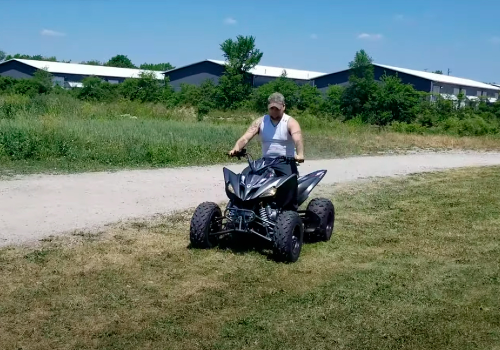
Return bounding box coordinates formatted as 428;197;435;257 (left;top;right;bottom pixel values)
305;198;335;242
189;202;222;249
272;211;304;263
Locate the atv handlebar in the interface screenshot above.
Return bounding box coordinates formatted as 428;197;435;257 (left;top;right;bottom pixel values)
227;148;303;165
229;148;248;160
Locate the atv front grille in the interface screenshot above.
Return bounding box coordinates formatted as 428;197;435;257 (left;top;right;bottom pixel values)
225;208;256;223
224;206;276;235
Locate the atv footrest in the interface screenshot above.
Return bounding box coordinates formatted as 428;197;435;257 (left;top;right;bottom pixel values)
209;228;272;242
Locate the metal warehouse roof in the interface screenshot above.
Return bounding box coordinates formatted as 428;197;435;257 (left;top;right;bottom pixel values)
207;59;327;80
375;63;500;91
162;59;326;80
3;59;165;80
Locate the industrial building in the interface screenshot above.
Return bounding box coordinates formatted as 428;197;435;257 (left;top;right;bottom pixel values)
162;59;326;90
312;63;499;103
2;57;498;104
0;58;164;88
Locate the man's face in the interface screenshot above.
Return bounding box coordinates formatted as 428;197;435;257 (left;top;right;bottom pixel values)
268;104;285;119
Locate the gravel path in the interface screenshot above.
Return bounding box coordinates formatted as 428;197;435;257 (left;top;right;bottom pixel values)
1;151;500;247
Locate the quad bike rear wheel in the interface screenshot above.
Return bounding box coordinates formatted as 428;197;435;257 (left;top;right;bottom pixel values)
272;211;304;263
305;198;335;242
189;202;222;249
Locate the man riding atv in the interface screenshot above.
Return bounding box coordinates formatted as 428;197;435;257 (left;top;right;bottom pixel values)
189;92;334;263
228;92;304;210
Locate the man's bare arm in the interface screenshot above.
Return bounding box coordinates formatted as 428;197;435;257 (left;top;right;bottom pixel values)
288;117;304;159
231;117;262;152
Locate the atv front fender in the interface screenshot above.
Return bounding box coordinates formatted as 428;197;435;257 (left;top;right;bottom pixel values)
297;170;327;207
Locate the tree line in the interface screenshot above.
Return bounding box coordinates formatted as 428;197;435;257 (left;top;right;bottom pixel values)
1;36;499;136
0;50;174;71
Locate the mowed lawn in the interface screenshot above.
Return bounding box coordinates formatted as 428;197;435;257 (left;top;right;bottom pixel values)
1;166;499;349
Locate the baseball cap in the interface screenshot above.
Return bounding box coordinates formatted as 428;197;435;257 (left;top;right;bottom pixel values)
268;92;285;109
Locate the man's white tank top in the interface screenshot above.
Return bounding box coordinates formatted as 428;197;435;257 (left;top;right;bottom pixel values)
259;113;296;158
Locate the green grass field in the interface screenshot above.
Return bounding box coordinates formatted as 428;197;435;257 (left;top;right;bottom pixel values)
1;166;499;349
2;109;500;176
2;94;500;176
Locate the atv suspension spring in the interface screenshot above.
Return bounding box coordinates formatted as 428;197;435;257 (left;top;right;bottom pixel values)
259;206;273;227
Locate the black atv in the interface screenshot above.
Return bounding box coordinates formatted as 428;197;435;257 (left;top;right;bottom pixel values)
189;149;335;263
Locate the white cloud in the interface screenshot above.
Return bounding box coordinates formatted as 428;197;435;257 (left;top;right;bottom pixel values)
357;33;383;40
223;17;237;25
310;34;318;39
41;29;66;37
490;36;500;45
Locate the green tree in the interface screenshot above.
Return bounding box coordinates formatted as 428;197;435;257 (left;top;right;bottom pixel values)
321;85;344;118
10;69;53;97
134;71;164;102
216;73;252;110
105;54;136;68
5;54;58;61
78;76;107;101
348;49;375;80
198;79;218;107
81;60;103;66
220;35;263;74
216;35;264;110
341;49;378;120
12;80;38;96
139;63;175;71
433;70;443;74
195;79;218;119
297;83;322;112
0;50;5;62
158;76;175;106
251;71;300;112
174;83;201;107
0;76;17;93
371;74;423;125
119;72;164;103
119;78;140;101
490;100;500;119
32;69;54;92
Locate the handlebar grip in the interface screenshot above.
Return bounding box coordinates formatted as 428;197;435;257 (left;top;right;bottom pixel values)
230;149;246;156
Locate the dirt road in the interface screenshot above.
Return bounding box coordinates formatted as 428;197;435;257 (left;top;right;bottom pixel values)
1;151;500;247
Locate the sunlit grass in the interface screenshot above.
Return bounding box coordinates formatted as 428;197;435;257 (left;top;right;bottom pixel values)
1;166;499;349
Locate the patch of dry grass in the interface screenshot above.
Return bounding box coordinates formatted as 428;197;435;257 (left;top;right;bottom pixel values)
304;126;500;159
365;131;500;152
1;167;499;349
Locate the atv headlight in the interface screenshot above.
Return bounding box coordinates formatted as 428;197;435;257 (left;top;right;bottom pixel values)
227;183;235;194
259;187;277;198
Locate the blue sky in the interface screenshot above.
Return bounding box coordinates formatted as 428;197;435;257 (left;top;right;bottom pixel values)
1;0;499;83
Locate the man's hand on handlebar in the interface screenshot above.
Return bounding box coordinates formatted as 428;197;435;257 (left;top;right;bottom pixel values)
227;149;303;164
295;155;304;163
228;148;247;158
228;149;238;157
